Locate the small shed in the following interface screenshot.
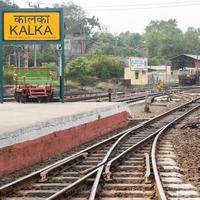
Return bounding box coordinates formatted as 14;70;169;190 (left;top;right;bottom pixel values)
171;54;200;70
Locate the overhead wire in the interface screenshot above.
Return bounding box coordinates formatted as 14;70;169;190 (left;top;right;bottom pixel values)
84;0;200;8
83;0;200;11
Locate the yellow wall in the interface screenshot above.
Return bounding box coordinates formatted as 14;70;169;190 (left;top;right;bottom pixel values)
124;67;148;85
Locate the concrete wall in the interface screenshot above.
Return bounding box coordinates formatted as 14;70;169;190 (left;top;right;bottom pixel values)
0;103;131;176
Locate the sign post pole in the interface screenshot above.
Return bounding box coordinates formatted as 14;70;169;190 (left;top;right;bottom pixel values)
61;41;65;103
0;9;3;103
0;44;3;103
60;9;65;103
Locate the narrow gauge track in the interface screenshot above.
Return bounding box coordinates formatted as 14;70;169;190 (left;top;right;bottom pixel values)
152;100;200;200
3;90;166;104
66;98;200;200
1;98;199;200
65;87;199;103
4;85;199;103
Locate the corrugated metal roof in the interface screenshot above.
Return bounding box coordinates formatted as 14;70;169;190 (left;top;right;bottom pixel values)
171;54;200;60
184;54;200;59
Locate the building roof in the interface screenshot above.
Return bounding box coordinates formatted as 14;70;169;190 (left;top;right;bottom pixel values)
171;54;200;60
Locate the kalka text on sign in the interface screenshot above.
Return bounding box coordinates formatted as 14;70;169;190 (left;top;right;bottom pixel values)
3;12;61;41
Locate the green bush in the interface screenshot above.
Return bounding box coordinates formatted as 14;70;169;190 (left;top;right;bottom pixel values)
67;54;124;85
77;75;98;86
4;65;14;85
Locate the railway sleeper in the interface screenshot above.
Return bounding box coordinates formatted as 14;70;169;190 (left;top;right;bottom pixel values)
112;171;143;177
110;177;144;184
103;183;154;190
100;190;155;198
18;189;57;197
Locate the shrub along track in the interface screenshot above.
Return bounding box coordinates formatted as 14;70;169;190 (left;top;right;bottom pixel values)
1;97;199;200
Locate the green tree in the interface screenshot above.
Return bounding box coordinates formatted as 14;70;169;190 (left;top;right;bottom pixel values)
93;32;146;57
28;45;58;67
145;19;184;64
183;27;200;54
67;53;124;84
67;57;97;86
0;0;18;7
89;55;122;80
55;3;100;36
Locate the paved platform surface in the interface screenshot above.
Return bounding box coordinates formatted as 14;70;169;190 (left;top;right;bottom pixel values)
0;102;131;176
0;102;127;134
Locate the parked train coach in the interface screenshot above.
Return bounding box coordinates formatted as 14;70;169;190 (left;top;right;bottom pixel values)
171;54;200;85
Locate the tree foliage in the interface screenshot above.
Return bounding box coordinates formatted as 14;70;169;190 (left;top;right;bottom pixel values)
92;19;200;66
28;45;58;67
3;1;200;86
93;32;146;57
67;53;124;84
0;0;18;8
67;16;200;85
183;27;200;54
145;19;184;64
54;2;100;37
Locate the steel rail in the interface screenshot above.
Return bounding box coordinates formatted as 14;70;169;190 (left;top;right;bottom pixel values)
1;108;156;196
1;108;154;196
46;168;99;200
89;127;163;200
77;95;195;176
151;100;200;200
0;126;134;195
38;110;167;200
88;98;200;200
26;98;199;200
0;153;88;195
47;99;198;199
3;85;199;101
1;97;198;199
104;128;162;179
1;86;180;102
43;126;161;200
39;152;88;182
33;122;155;199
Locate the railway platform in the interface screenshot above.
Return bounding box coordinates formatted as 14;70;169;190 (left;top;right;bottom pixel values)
0;102;131;176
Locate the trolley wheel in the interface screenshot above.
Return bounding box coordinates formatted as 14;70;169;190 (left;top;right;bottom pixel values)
48;92;54;102
19;93;27;103
38;97;47;103
14;91;20;102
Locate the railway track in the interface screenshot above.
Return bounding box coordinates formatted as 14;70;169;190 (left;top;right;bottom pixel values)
1;97;199;200
4;85;199;103
67;98;200;200
3;90;163;104
152;107;200;200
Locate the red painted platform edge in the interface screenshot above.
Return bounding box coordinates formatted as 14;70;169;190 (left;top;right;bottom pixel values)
0;111;130;176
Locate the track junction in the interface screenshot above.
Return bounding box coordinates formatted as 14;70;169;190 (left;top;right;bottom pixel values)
1;94;200;200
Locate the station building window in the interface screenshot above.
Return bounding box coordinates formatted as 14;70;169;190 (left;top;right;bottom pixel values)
135;71;139;79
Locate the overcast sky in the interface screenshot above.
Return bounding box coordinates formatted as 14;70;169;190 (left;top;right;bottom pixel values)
13;0;200;34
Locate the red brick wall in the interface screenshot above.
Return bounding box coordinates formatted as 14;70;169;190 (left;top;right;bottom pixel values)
0;111;130;176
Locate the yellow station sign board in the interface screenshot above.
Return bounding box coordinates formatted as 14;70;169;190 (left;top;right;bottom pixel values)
3;12;61;41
